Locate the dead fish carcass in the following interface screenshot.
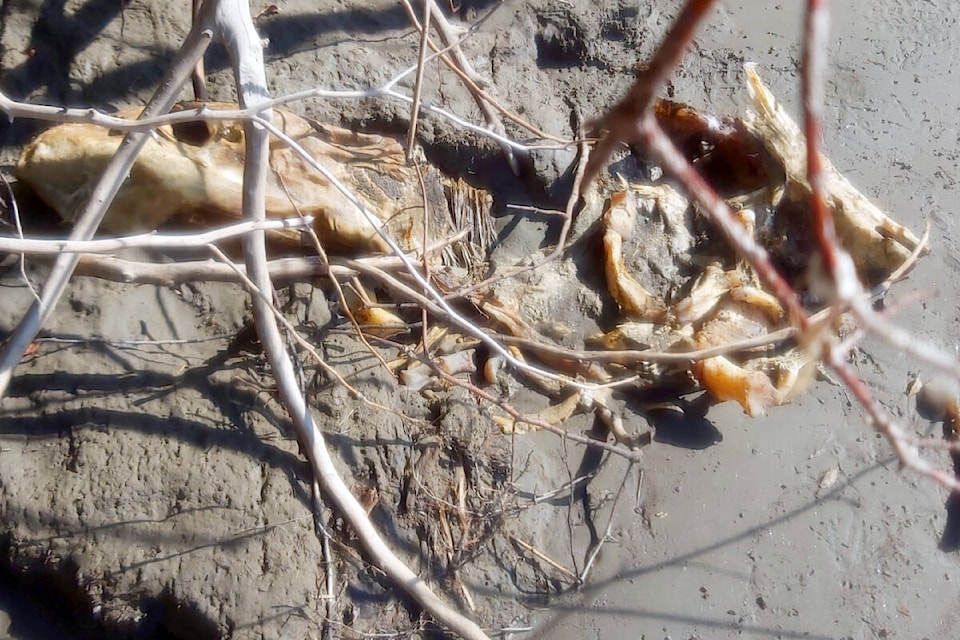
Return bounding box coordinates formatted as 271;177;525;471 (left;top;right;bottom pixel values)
16;102;492;260
590;65;924;415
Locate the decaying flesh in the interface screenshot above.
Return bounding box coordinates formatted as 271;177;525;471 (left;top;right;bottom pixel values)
592;65;921;416
602;189;668;321
473;65;922;426
16;102;492;334
741;64;921;281
16;102;493;260
11;66;924;425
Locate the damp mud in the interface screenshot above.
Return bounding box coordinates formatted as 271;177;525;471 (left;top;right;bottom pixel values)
1;1;959;639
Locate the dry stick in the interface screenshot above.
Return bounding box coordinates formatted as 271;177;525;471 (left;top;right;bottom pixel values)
561;436;580;577
579;459;635;584
798;0;863;309
315;477;336;640
874;222;930;293
544;117;589;262
0;54;553;151
909;437;960;455
413;163;434;361
62;254;349;286
52;231;470;286
36;249;809;373
0;5;215;399
406;0;432;163
508;535;579;583
28;236;804;372
212;1;489;638
801;0;845;285
0;216;313;254
531;474;593;504
491;329;791;366
191;0;208;101
426;1;526;168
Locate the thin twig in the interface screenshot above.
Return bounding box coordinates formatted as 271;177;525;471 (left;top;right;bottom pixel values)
509;534;579;583
303;224;396;378
191;0;208;101
828;352;960;492
0;216;313;254
406;0;432;163
204;247;409;428
802;0;843;281
0;174;39;303
401;0;522;172
0;54;562;151
579;460;634;584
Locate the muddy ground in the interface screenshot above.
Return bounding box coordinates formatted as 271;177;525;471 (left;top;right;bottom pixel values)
0;0;959;639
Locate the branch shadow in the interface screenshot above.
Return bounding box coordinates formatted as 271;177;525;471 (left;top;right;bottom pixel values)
0;403;308;486
1;336;314;508
1;525;225;640
463;456;886;639
0;351;320;636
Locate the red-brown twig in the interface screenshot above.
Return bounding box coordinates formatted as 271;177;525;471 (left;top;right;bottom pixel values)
581;0;807;325
582;0;719;186
801;0;842;282
828;352;960;492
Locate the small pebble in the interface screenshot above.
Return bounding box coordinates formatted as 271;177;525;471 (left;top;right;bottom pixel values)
916;378;960;422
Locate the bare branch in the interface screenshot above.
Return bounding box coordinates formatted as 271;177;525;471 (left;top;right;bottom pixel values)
0;3;215;397
0;217;313;254
213;1;489;636
582;0;720;185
